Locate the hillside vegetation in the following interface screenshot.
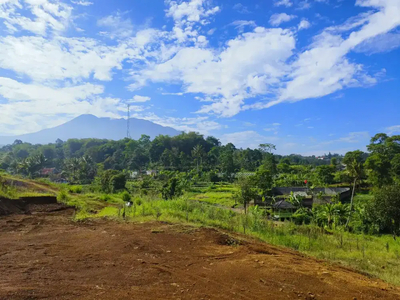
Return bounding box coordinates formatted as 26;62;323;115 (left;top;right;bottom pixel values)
1;132;400;285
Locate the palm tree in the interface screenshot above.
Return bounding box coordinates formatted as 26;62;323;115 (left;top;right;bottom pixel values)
63;158;81;183
345;159;364;228
192;145;204;172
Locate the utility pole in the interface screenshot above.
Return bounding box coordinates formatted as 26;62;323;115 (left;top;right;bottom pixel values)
127;104;131;139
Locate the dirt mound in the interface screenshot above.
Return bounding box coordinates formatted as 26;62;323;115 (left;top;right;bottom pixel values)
0;211;399;300
0;196;62;216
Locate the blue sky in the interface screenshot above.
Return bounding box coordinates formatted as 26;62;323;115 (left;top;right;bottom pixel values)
0;0;399;155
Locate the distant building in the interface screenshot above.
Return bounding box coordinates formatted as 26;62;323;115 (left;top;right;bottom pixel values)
40;168;57;176
255;187;352;220
146;170;158;176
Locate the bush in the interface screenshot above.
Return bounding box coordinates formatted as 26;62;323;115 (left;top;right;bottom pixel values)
68;185;83;194
57;190;69;202
110;173;127;192
122;191;131;203
100;194;111;202
208;171;220;183
161;177;183;200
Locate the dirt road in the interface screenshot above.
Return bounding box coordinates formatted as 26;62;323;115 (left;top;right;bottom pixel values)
0;205;399;300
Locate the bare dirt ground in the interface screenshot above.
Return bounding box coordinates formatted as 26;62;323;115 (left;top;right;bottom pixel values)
1;205;399;300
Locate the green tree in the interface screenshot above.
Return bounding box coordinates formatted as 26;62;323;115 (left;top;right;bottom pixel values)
314;165;335;185
368;185;400;236
191;144;205;172
364;153;392;187
343;150;365;228
161;177;183;200
392;154;400;182
234;177;257;214
109;172;127;192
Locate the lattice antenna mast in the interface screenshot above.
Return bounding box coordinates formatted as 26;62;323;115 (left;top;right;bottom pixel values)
127;104;131;139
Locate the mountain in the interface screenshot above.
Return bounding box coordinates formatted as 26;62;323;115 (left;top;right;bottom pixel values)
0;115;180;145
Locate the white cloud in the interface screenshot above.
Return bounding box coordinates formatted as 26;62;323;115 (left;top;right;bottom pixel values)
165;0;219;44
132;27;295;117
354;32;400;54
130;95;151;103
161;92;184;96
297;1;311;10
230;20;256;32
298;19;311;30
0;77;127;135
72;0;93;6
0;0;72;35
232;3;250;14
274;0;293;7
250;0;400;110
97;12;134;39
0;33;155;82
264;123;281;133
129;112;221;135
316;131;370;146
269;13;297;26
220;131;278;149
386;125;400;135
0;0;399;136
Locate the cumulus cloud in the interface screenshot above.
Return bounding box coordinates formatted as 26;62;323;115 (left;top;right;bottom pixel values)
354;32;400;54
71;0;93;6
298;19;311;30
97;12;134;39
274;0;293;7
0;0;72;35
0;0;400;137
0;77;125;135
130;95;151;103
269;13;297;26
232;3;250;14
0;33;154;82
249;0;400;110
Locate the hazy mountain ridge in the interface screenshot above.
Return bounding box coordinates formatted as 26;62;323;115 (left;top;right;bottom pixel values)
0;115;180;145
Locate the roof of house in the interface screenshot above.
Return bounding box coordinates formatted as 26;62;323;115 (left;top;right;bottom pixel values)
272;200;295;209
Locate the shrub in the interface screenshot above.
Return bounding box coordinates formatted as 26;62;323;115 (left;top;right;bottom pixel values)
100;194;111;202
161;177;183;200
208;171;220;183
68;185;83;194
109;173;127;193
122;191;131;203
57;190;69;202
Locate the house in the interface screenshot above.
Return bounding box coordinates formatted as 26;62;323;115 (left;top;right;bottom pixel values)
255;186;352;219
146;170;158;176
40;168;57;176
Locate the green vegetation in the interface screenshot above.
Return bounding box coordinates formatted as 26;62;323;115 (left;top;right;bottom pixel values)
2;132;400;285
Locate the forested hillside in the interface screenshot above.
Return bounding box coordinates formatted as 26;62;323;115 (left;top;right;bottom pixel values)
0;132;343;184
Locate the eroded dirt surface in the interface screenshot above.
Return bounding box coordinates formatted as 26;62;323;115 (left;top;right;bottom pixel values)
0;207;399;300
